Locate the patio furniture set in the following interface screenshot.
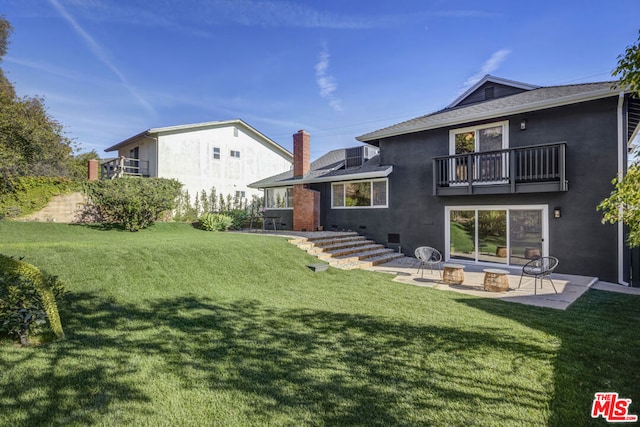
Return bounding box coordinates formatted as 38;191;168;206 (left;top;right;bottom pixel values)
414;246;559;294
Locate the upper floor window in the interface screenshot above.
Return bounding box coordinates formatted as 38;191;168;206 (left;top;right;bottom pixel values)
213;147;220;160
235;191;246;199
450;121;508;155
332;179;388;208
230;150;241;158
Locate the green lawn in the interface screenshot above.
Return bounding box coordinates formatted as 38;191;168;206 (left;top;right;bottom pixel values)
0;222;639;426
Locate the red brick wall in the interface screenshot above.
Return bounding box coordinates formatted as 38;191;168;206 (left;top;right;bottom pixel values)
293;130;310;178
87;159;99;181
293;184;320;231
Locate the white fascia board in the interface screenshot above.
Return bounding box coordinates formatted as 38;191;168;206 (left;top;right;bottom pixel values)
104;130;150;152
358;89;618;142
152;119;294;161
302;166;393;184
252;166;393;189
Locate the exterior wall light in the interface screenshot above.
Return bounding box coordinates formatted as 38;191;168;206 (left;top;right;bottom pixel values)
520;119;527;130
553;208;561;218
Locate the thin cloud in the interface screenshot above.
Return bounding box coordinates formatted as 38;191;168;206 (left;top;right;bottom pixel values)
463;49;512;88
47;0;156;115
56;0;382;31
315;48;343;112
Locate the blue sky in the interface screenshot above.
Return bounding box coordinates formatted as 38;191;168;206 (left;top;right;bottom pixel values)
2;0;640;160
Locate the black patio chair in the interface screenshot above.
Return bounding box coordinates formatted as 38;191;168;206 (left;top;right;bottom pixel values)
415;246;442;279
517;256;559;295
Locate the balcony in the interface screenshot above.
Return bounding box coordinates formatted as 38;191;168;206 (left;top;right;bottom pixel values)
433;142;567;196
101;156;150;179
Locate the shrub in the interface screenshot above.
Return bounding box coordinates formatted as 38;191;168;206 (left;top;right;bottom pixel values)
228;209;249;230
199;213;233;231
83;178;182;231
0;255;66;345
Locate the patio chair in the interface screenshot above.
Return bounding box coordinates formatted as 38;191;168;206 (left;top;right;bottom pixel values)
517;256;559;295
415;246;442;279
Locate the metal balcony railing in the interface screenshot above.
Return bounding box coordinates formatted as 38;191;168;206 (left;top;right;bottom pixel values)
433;142;567;195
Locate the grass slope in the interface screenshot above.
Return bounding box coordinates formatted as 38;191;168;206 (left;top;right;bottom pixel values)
0;222;639;426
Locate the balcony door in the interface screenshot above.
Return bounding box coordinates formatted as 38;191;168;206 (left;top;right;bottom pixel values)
446;205;548;266
450;121;508;183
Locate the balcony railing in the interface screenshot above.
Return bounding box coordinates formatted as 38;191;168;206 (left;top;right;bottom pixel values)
101;156;150;179
433;142;567;196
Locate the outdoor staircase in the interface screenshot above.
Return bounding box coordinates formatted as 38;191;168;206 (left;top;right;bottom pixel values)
289;232;405;270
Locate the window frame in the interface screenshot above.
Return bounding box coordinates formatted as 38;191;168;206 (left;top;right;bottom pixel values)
265;187;293;210
213;147;220;160
331;178;389;209
448;120;509;155
230;150;241;158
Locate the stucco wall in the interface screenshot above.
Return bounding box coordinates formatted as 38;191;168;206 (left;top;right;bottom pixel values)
320;97;623;282
117;125;291;201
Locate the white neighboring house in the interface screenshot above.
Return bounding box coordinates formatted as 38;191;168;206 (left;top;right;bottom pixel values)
104;119;293;201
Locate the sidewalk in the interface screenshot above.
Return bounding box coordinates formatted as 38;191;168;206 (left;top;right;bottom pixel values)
365;257;639;310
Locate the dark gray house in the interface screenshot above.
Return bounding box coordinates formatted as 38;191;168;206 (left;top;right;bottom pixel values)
250;75;638;284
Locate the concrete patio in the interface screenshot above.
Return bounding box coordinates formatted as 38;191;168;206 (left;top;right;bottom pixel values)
366;256;609;311
245;230;640;310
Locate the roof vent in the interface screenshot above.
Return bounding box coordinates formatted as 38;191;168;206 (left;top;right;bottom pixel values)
345;146;378;169
485;86;495;100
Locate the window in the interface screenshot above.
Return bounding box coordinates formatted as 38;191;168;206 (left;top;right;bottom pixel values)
332;179;388;208
230;150;240;158
265;187;293;209
446;205;547;267
213;147;220;160
235;191;246;199
450;121;507;155
449;121;508;183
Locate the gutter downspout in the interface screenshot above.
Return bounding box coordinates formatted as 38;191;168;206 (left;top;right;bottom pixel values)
617;91;630;286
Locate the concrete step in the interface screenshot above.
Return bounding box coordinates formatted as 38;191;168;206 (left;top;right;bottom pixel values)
308;239;374;254
288;231;406;270
332;252;405;270
327;247;396;264
289;232;359;244
317;244;385;260
296;235;366;250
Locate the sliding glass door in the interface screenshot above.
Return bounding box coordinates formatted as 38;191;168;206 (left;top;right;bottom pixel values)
447;206;547;266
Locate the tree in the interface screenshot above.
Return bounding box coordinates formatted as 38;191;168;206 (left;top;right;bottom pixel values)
613;30;640;95
69;149;100;181
598;31;640;247
598;166;640;247
0;15;75;178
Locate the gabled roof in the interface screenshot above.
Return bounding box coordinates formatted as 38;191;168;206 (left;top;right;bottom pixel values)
357;79;619;143
105;118;293;161
447;75;540;108
248;148;393;189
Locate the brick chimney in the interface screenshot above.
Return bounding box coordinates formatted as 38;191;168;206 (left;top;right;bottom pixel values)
291;130;320;231
87;159;99;181
293;130;310;178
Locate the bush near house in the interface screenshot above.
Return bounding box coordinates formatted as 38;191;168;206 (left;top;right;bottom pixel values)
198;212;233;231
0;254;65;345
174;187;264;229
83;178;182;231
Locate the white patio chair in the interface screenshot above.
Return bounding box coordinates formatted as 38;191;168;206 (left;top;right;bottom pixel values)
415;246;443;279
